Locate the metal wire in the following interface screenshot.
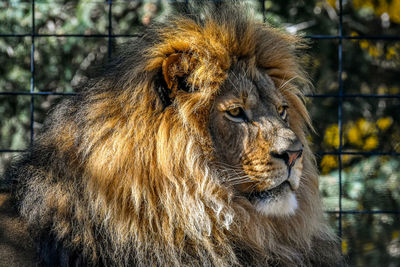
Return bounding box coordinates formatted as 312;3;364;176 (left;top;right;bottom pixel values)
337;0;344;239
107;0;112;59
1;0;400;244
29;0;35;145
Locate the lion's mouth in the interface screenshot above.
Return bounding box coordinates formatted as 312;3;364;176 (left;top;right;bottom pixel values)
244;180;292;201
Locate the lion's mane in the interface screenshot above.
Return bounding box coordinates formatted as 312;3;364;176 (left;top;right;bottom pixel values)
8;3;342;266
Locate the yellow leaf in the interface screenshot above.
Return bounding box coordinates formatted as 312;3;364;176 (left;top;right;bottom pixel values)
327;0;336;8
357;118;375;136
392;231;400;240
360;40;369;49
347;125;363;146
390;0;400;23
342;240;348;255
376;117;393;131
324;124;340;149
363;136;379;151
363;243;375;252
321;155;338;174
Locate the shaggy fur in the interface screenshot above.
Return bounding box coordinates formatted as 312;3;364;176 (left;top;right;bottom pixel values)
6;2;343;266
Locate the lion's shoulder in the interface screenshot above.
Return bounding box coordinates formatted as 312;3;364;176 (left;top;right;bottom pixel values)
0;193;36;266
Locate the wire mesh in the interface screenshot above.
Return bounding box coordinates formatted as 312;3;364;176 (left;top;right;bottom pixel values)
0;0;399;259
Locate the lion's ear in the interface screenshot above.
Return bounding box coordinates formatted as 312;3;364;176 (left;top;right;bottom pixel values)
156;52;197;107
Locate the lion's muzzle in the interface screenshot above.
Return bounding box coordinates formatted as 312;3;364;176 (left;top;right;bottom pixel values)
270;147;303;170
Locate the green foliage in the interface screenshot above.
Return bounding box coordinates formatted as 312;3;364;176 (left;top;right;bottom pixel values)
321;156;400;211
0;1;399;266
321;156;400;266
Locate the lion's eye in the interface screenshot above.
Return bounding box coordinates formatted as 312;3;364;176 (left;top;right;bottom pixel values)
225;107;248;122
278;106;288;121
228;107;241;117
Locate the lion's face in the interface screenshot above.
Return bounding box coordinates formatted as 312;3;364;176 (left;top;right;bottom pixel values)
209;67;304;216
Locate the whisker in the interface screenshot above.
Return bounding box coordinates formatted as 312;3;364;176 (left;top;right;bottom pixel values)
212;161;242;169
278;76;298;91
212;161;265;188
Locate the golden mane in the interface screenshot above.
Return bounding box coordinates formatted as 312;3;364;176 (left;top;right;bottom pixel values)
9;3;342;266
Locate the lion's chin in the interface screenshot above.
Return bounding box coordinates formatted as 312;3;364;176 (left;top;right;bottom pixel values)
254;191;298;216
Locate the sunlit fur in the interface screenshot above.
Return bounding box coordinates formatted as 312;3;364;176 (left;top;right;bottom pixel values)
8;2;342;266
255;192;298;216
253;159;302;216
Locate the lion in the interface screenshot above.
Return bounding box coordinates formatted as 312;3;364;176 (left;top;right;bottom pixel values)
4;2;343;266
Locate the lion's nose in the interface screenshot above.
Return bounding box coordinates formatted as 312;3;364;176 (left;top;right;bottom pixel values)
271;148;303;168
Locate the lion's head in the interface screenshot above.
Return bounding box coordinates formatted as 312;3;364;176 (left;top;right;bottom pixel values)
11;2;342;266
209;66;305;216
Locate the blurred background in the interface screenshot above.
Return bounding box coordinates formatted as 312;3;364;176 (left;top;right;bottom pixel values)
0;0;399;266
